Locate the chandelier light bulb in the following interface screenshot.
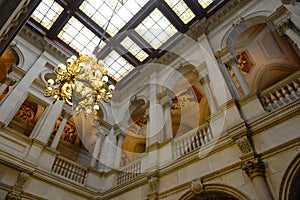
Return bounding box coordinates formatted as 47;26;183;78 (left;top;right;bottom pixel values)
108;85;115;91
102;75;108;83
44;53;115;117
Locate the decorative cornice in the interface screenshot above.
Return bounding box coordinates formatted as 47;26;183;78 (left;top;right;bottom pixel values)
250;99;300;134
0;0;31;42
19;26;70;62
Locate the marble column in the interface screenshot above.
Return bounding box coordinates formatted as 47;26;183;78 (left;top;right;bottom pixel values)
100;127;116;171
50;111;70;149
115;132;126;169
0;53;47;125
229;48;252;96
33;100;65;144
277;19;300;47
217;58;241;99
0;76;16;96
242;159;273;200
90;128;103;167
160;91;173;142
199;74;218;114
98;133;108;171
281;0;300;29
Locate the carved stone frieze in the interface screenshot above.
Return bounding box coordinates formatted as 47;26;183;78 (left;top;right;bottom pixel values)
236;136;253;155
148;176;159;194
15;172;29;188
6;187;22;200
6;172;30;200
0;0;31;42
191;178;205;194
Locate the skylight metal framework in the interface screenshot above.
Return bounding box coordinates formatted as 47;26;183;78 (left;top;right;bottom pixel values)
28;0;227;82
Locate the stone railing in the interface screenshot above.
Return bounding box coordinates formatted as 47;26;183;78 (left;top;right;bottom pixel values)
260;71;300;112
116;159;141;185
51;156;87;185
174;122;213;158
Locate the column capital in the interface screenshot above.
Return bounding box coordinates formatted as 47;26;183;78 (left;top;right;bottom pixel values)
241;158;265;178
116;132;126;140
2;76;16;86
199;74;210;85
159;90;174;108
276;19;292;36
62;111;71;119
281;0;296;4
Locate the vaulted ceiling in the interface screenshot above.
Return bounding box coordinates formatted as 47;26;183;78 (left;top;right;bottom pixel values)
27;0;228;83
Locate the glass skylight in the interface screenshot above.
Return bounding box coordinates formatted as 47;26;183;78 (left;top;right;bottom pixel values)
164;0;195;24
79;0;148;37
104;50;135;82
198;0;214;9
31;0;63;29
58;17;105;54
135;8;177;50
121;37;149;62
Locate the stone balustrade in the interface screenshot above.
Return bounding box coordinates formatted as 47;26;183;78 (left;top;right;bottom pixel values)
260;71;300;112
116;158;141;185
51;156;87;185
174;122;212;159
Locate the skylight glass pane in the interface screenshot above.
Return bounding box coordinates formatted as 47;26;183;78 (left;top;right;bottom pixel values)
79;0;148;37
104;50;135;82
164;0;195;24
121;37;149;62
198;0;214;8
31;0;63;29
58;17;105;54
135;8;177;50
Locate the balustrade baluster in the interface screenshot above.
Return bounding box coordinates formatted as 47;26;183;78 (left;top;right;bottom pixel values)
276;90;285;106
270;92;279;109
66;164;73;179
200;130;205;145
194;131;200;148
265;95;273;111
52;158;59;172
62;162;69;177
281;86;290;102
292;79;300;96
287;83;296;100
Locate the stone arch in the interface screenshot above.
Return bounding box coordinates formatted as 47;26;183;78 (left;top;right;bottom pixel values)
221;13;300;93
249;64;300;91
121;97;147;166
10;42;24;68
179;183;251;200
221;13;270;48
0;46;19;82
279;153;300;200
164;62;210;137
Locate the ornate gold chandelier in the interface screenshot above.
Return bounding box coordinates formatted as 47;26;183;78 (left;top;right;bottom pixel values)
44;54;115;116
